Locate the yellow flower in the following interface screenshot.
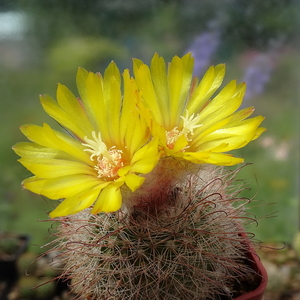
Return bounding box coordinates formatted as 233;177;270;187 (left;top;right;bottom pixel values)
13;53;266;218
13;63;159;218
133;53;266;166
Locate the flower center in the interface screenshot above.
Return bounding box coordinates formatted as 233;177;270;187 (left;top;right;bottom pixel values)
82;131;124;179
166;111;202;150
166;127;181;146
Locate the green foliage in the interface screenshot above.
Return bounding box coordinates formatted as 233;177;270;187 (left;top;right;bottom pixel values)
223;0;300;51
48;36;128;73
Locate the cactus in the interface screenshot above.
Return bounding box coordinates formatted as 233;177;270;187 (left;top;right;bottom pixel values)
14;53;266;299
52;164;256;300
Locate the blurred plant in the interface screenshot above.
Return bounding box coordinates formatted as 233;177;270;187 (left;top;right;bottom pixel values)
0;195;14;233
48;36;128;74
221;0;299;53
12;0;299;58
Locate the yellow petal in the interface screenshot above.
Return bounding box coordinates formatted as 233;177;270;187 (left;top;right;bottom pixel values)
184;152;244;166
120;70;138;144
49;188;104;218
120;73;151;155
204;115;265;142
103;60;121;90
150;53;169;122
187;64;226;114
192;117;232;148
125;118;150;157
130;139;160;174
252;127;267;140
91;183;123;214
193;116;264;152
224;106;255;126
18;157;95;178
172;134;189;152
22;175;102;199
19;123;91;165
13;142;70;160
133;59;163;125
197;132;256;152
106;75;122;145
199;81;245;126
40;94;88;140
167;54;194;127
75;67;89;103
204;153;244;166
117;165;131;177
41;82;95;139
125;173;145;192
182;151;211;163
76;68;105;135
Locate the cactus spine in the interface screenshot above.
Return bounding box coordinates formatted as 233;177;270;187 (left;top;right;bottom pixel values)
52;163;257;300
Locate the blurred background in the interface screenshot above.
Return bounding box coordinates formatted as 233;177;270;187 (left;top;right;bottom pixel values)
0;0;299;254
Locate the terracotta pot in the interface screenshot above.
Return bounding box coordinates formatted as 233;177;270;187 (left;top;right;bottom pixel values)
233;246;268;300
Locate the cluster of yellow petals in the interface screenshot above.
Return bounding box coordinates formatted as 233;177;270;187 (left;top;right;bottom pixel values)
13;53;265;218
13;64;159;218
134;53;265;166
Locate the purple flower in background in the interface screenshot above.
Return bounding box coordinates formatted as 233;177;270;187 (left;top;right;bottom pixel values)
185;27;220;76
186;24;279;103
241;50;277;101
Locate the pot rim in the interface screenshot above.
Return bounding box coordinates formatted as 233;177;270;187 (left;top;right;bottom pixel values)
233;243;268;300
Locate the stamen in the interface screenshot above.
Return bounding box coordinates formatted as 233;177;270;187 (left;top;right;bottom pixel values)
166;127;180;145
82;131;124;178
166;111;202;150
95;149;124;178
